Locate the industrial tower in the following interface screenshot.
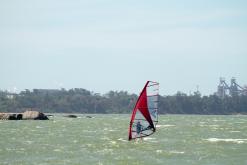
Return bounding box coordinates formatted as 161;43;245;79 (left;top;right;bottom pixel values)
217;77;247;98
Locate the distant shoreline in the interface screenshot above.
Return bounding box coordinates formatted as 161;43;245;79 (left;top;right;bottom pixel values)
1;89;247;115
2;112;246;115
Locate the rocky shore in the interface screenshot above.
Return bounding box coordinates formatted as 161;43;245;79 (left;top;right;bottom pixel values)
0;111;49;120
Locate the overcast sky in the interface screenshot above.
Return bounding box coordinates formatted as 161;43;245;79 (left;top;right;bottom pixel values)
1;0;247;95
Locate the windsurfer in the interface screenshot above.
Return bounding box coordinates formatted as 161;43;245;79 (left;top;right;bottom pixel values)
128;81;159;141
136;121;142;135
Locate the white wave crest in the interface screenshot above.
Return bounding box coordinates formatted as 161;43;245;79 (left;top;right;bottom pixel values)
143;137;158;142
169;151;185;154
156;124;175;128
117;138;128;142
230;131;241;133
205;138;247;144
53;149;62;152
143;137;156;140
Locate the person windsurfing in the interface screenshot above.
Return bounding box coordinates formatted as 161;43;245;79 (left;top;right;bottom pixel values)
136;120;142;137
128;81;159;141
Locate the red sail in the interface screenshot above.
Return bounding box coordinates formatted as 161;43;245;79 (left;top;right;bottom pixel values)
128;81;159;140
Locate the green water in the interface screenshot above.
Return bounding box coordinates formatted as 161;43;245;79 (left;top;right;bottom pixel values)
0;114;247;165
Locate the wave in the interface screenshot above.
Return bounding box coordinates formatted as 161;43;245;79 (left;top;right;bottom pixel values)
169;150;185;154
205;138;247;144
156;150;185;154
117;138;128;142
143;137;158;142
53;149;62;152
143;137;156;140
156;124;175;128
230;131;241;133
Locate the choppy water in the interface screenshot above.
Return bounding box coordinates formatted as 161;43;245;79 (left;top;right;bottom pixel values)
0;114;247;165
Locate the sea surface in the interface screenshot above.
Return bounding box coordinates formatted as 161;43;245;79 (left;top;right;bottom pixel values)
0;114;247;165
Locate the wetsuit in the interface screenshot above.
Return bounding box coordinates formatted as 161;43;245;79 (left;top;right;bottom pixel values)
136;122;142;134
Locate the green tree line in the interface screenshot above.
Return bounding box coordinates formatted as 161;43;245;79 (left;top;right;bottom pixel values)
0;89;247;114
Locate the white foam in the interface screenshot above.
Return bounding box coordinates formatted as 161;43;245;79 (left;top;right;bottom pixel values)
156;124;175;128
25;140;33;145
102;127;116;132
213;119;225;122
230;131;241;133
86;144;93;147
209;125;219;127
83;130;97;133
205;138;247;144
143;137;158;142
101;137;110;140
143;137;156;140
53;149;62;152
169;151;185;154
117;138;128;142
